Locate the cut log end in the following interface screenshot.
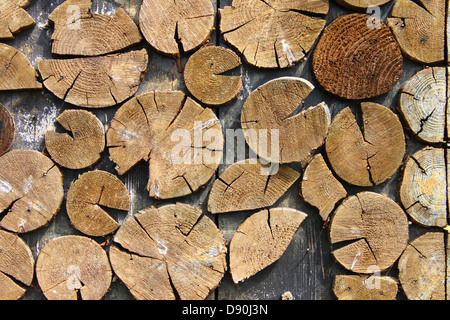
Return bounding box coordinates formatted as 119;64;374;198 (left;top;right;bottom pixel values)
220;0;327;69
66;170;130;237
241;77;330;164
0;150;64;233
184;45;242;106
110;203;227;300
0;43;42;91
207;159;300;214
0;104;15;157
0;0;35;40
312;13;403;100
325;102;405;187
139;0;215;57
0;230;34;300
107;91;223;200
333;275;398;300
329;192;409;274
230;208;307;284
45;109;105;170
36;235;112;300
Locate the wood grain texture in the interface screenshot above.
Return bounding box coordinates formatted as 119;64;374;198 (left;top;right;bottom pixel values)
37;49;148;108
139;0;215;56
36;235;112;300
220;0;328;69
241;77;330;164
312;13;403;100
387;0;445;64
207;159;300;214
48;0;142;56
399;147;447;228
0;229;34;300
0;0;34;39
110;203;227;300
398;232;446;300
333;275;398;300
0;43;42;91
329;192;409;274
45;109;105;169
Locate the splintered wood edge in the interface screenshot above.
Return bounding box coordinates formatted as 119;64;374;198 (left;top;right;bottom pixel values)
241;76;331;164
0;229;35;300
35;235;112;300
300;153;347;221
48;0;142;56
207;159;300;214
45;109;105;169
109;203;227;300
229;208;307;284
184;45;242;106
66;170;130;237
0;0;35;39
219;0;328;69
0;43;42;91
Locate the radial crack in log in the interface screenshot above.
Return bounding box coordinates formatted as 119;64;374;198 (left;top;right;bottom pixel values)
139;0;215;57
184;45;242;106
329;192;409;274
107;91;223;199
37;49;148;108
398;67;447;144
0;230;34;300
241;77;331;164
45;109;105;169
300;153;347;221
398;232;446;300
400;147;447;228
48;0;142;56
312;13;403;100
66;170;130;237
387;0;445;64
207;159;300;214
109;203;227;300
229;208;307;283
325;102;405;187
0;43;42;91
333;275;398;300
35;235;112;300
0;150;64;233
220;0;328;69
0;0;34;39
0;104;15;157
